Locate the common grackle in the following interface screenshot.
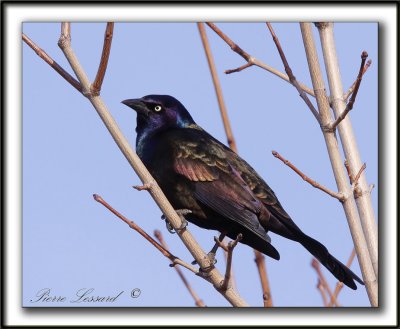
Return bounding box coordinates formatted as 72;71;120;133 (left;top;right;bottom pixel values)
122;95;364;290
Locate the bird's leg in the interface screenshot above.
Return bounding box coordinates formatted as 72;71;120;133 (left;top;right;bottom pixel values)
161;209;191;234
208;232;227;264
191;232;227;265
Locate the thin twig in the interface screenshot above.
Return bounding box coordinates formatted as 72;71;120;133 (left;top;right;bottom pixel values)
218;234;243;291
22;33;82;93
311;259;340;307
154;230;206;307
254;251;273;307
329;51;368;130
91;22;114;96
352;163;367;199
272;151;344;201
205;22;315;97
133;182;153;191
93;194;198;275
328;249;357;306
225;62;253;74
197;23;237;151
317;279;329;306
353;163;367;187
343;59;372;101
266;23;321;124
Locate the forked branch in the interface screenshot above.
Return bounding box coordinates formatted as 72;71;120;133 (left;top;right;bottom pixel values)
328;51;369;130
205;22;315;97
266;23;321;124
22;33;82;93
214;234;243;291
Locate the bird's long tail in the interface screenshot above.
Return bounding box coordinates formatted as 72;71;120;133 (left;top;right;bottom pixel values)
268;215;364;290
299;233;364;290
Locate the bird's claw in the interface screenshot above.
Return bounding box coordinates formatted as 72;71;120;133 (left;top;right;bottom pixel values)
161;209;191;234
191;252;217;266
176;217;188;232
165;220;175;234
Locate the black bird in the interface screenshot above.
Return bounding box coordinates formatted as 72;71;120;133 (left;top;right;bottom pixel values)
122;94;364;290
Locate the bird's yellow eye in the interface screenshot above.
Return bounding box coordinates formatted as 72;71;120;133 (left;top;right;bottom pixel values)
154;105;162;112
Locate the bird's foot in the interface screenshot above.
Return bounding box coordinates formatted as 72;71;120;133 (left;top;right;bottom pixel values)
161;209;191;234
191;232;227;265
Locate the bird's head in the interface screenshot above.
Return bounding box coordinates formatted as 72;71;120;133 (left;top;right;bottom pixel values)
121;95;196;136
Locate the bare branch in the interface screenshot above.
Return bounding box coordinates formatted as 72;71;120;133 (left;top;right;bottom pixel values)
22;33;82;93
353;163;367;187
329;51;369;130
154;230;206;307
266;23;321;124
317;279;329;307
205;22;315;97
328;249;357;306
93;194;198;275
218;234;242;291
254;251;273;307
197;23;237;151
311;259;340;307
91;22;114;96
272;150;344;201
343;59;372;101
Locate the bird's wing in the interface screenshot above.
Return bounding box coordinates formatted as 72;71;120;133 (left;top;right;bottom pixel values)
225;149;294;223
173;136;271;243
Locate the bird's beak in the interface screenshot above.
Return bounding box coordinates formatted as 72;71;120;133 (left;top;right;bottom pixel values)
121;99;150;116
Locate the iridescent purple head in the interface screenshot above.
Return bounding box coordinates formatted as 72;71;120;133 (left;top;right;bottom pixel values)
122;95;195;131
122;95;196;152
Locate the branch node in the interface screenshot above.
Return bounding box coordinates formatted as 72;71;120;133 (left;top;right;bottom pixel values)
57;35;70;49
133;182;154;191
320;123;335;134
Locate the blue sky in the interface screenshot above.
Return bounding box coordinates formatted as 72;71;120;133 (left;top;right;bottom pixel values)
22;22;377;307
